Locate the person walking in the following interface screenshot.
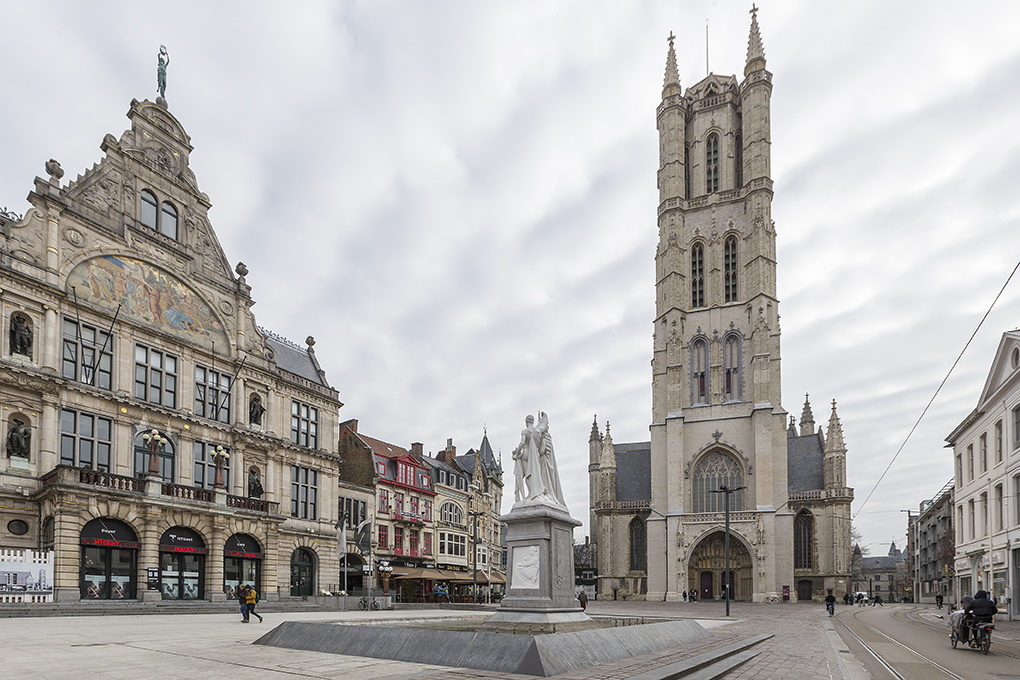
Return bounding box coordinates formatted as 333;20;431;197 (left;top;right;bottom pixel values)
935;593;944;609
245;584;263;623
872;593;883;607
577;590;588;611
238;584;250;622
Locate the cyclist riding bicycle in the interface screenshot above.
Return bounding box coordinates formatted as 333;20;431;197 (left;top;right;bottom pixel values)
825;590;836;616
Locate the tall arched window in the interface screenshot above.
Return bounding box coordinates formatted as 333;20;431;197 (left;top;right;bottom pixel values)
734;132;743;188
691;450;744;513
691;337;709;405
160;202;178;239
140;190;158;229
723;333;742;401
440;502;464;526
705;133;720;194
794;510;813;569
684;144;691;198
691;242;705;308
133;430;175;481
724;235;738;303
629;517;647;572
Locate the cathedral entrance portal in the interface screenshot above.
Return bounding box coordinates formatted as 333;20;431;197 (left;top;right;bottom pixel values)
687;531;753;601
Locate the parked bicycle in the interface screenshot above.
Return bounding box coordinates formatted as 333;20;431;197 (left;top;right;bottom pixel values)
358;596;379;610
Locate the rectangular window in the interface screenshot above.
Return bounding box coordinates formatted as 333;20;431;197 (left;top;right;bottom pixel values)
409;531;419;555
994;484;1003;532
193;442;229;490
394;527;404;553
291;400;319;448
967;445;974;481
981;492;988;536
378;525;388;549
422;500;433;522
410;496;419;516
955;454;962;487
393;492;404;515
339;497;367;526
378;489;389;514
290;465;318;519
1015;475;1020;526
194;365;231;423
980;433;988;473
423;532;433;555
135;344;178;408
968;499;975;539
60;408;112;471
995;420;1003;463
1014;406;1020;449
62;319;113;390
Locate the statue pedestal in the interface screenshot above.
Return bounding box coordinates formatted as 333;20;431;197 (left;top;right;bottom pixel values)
486;502;588;630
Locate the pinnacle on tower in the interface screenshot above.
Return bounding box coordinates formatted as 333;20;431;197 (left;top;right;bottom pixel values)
825;399;846;452
787;415;797;436
745;4;766;75
590;414;601;443
799;394;815;436
663;31;681;95
600;421;616;467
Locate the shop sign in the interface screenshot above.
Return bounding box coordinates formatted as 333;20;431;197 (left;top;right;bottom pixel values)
159;527;207;554
81;518;139;549
225;533;263;559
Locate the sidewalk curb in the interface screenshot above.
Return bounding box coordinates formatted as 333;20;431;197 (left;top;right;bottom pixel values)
824;616;870;680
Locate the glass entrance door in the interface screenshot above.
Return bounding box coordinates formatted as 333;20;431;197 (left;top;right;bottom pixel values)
290;548;315;596
160;552;205;600
81;546;137;599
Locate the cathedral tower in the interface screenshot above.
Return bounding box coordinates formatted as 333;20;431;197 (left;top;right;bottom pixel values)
646;8;793;601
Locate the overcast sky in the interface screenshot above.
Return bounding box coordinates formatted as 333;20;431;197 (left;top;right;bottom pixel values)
3;0;1020;555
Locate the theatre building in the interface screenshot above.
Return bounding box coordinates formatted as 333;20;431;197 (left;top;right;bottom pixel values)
0;95;359;602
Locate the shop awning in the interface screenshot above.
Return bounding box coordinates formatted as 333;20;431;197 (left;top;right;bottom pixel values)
391;567;452;580
450;570;506;584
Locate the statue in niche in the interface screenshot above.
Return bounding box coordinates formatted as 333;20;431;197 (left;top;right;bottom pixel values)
9;313;32;357
512;411;565;507
6;418;30;459
248;466;264;498
248;394;265;426
157;45;170;99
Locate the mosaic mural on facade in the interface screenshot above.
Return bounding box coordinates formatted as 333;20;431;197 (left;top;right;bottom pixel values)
67;255;229;352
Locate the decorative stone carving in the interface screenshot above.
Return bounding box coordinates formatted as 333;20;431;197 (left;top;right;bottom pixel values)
249;394;266;426
9;312;32;357
247;466;264;499
6;417;30;459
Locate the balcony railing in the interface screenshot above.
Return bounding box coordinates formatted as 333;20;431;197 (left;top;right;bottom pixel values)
788;488;854;502
40;465;277;513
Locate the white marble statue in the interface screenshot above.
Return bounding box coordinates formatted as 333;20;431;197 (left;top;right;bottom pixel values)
512;411;565;507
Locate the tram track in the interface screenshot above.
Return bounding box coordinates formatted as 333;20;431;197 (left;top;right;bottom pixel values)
833;606;1020;679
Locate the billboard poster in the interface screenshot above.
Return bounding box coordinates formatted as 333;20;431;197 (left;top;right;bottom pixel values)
0;549;54;603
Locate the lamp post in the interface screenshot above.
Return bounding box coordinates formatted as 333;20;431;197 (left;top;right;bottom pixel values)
141;428;168;478
710;484;745;617
469;507;483;604
210;445;230;489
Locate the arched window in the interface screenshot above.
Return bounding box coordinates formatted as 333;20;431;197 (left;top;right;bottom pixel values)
723;333;742;401
290;548;315;597
133;430;175;481
691;242;705;308
440;502;464;526
684;144;691;198
735;132;743;188
691;337;709;405
140;190;158;229
794;510;813;569
724;235;738;303
705;133;720;194
160;202;178;239
629;517;647;572
691;451;744;513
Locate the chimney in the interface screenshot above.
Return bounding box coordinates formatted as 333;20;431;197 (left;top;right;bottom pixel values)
340;419;358;433
410;442;424;459
438;438;457;464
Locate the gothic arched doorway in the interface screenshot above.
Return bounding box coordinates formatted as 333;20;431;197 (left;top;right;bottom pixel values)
687;530;753;600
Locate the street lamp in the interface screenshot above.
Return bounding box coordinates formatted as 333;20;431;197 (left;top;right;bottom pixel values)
469;506;483;604
141;428;169;478
709;484;745;617
210;445;230;489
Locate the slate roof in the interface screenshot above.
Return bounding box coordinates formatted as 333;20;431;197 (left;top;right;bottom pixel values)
265;335;329;386
787;432;824;491
615;441;651;501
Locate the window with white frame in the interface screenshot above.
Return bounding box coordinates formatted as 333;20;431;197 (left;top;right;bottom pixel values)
440;502;464;526
995;420;1003;463
980;433;988;473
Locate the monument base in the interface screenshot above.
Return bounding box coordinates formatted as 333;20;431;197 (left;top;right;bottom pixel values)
498;501;586;617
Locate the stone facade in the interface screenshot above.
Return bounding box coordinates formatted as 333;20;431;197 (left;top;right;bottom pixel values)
588;11;852;603
0;97;371;602
946;330;1020;615
908;477;954;604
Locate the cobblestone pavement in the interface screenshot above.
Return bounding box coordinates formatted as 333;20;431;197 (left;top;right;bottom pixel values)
0;599;879;680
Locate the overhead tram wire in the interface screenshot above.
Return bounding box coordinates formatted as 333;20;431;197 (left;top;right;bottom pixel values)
853;255;1020;521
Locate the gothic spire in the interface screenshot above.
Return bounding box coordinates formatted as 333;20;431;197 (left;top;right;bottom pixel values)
799;393;815;436
663;31;681;95
745;4;766;75
590;414;602;443
825;399;846;452
599;421;616;467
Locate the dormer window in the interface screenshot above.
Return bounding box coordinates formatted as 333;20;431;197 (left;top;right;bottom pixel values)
139;188;178;240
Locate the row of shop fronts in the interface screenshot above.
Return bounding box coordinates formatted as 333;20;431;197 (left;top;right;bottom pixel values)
76;517;365;601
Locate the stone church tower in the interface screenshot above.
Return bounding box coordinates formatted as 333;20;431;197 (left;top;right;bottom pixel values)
589;10;853;602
